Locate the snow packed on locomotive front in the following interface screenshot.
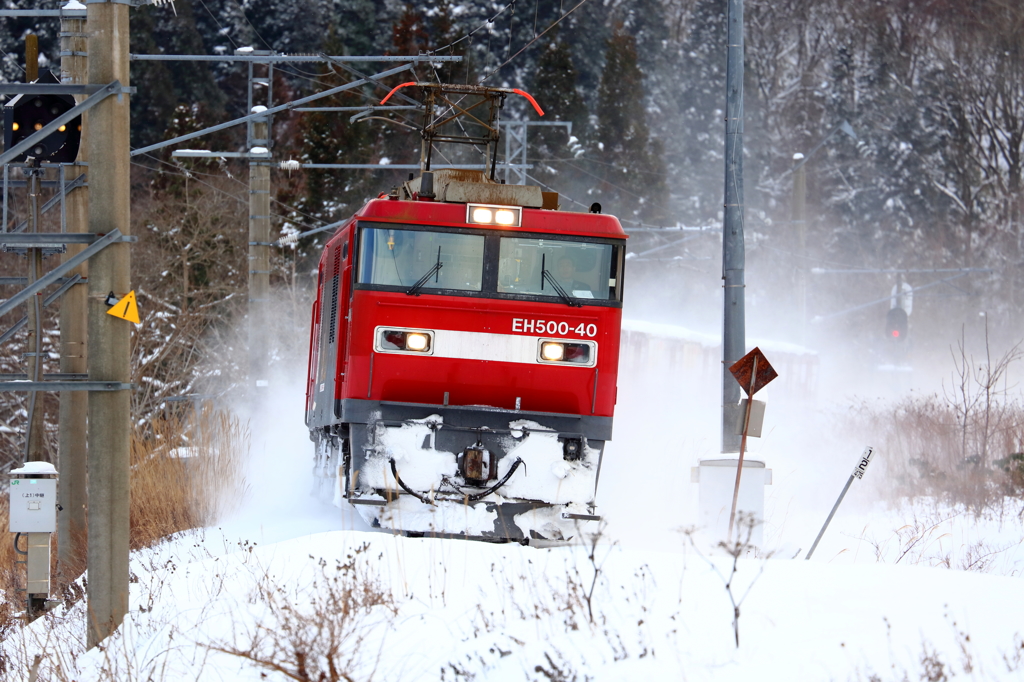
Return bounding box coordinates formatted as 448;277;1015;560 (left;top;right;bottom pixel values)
304;86;627;542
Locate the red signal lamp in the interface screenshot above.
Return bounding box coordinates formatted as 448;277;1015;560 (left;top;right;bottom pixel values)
886;307;908;341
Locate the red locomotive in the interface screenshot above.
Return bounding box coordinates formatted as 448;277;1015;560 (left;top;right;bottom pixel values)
304;85;626;541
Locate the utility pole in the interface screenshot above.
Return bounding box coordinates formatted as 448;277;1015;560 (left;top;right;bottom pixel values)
58;6;89;579
24;158;45;463
248;111;271;394
86;0;131;648
25;33;38;82
721;0;746;453
22;34;47;464
792;152;807;343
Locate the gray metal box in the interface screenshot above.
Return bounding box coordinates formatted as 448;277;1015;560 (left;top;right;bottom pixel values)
9;478;57;533
726;399;766;437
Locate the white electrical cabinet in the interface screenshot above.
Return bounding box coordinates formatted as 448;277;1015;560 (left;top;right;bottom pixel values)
9;478;57;533
691;458;772;548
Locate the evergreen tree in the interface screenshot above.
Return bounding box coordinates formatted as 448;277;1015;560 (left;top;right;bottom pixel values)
426;0;477;85
299;27;376;219
0;1;60;83
130;3;227;149
332;0;397;56
594;27;667;223
664;0;727;226
378;6;430;175
528;33;588;189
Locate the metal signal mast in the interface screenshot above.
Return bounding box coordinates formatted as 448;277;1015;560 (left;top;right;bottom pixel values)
722;0;746;453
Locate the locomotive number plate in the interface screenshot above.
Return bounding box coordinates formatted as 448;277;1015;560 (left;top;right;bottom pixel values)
512;318;598;338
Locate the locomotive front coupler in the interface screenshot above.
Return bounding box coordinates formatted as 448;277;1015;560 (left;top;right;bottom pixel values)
387;456;525;505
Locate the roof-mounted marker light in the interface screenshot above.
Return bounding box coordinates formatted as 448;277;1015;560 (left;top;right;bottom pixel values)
467;203;521;228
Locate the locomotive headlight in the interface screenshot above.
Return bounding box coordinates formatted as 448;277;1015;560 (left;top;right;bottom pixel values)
406;332;430;351
494;208;517;225
466;203;522;227
541;342;564;361
537;339;597;367
11;122;18;131
375;327;434;354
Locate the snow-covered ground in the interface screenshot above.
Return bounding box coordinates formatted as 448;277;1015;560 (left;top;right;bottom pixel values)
8;521;1024;681
5;334;1024;681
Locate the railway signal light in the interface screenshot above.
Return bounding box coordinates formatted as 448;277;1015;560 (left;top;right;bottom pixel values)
3;72;82;164
886;306;908;341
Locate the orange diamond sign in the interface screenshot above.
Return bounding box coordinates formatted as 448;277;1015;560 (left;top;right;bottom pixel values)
728;347;777;397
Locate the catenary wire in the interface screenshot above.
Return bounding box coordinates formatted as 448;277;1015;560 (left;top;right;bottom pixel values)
131;153;333;231
429;2;517;55
196;0;239;50
477;0;592;84
229;0;275;52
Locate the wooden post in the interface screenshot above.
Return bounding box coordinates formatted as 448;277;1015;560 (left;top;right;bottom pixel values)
727;355;757;540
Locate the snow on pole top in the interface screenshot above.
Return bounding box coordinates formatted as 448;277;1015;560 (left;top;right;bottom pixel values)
10;461;58;476
251;105;268;114
62;1;86;9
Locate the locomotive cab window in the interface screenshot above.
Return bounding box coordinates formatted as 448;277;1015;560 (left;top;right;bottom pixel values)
355;222;623;305
358;227;484;292
498;238;616;301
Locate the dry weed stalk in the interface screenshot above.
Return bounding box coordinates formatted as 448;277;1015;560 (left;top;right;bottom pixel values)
683;513;770;648
565;521;614;627
206;542;395;682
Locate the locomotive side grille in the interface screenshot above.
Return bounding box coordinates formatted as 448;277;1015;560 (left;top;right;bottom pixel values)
328;274;340;344
328;247;342;344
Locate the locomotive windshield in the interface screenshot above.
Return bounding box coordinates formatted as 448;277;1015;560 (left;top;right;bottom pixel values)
358;227;484;292
355;223;623;304
497;238;613;300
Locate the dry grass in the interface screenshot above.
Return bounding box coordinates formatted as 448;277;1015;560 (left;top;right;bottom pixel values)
860;395;1024;509
129;404;249;550
0;405;248;655
857;333;1024;513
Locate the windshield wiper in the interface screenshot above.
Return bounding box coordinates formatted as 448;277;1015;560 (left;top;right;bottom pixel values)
540;253;582;308
406;245;443;296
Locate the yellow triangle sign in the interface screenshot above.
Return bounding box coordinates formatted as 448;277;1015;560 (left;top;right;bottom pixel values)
106;290;140;324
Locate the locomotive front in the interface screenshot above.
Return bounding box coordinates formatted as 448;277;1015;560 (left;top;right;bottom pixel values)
305;85;626;542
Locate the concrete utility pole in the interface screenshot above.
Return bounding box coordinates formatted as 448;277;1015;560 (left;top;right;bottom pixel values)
85;0;131;648
248;112;271;394
721;0;746;453
58;8;90;579
792;153;807;343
